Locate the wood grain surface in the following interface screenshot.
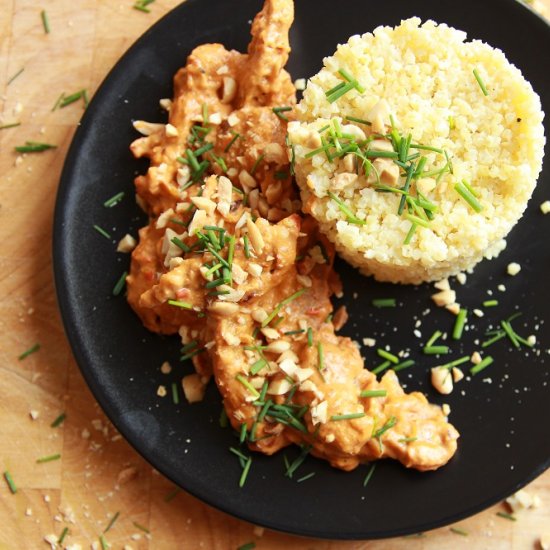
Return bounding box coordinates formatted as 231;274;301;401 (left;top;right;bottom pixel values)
1;1;549;548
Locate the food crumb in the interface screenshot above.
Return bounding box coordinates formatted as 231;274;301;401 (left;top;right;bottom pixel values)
362;337;376;347
29;410;39;420
473;308;484;317
160;361;172;374
456;272;467;285
540;200;550;214
507;262;521;276
157;385;167;397
253;525;265;537
294;78;306;91
25;508;32;516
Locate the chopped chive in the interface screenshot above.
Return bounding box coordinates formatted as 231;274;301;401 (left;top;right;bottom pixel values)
239;457;252;488
438;355;470;370
194;142;214;157
482;331;506;348
36;453;61;463
377;348;399;364
99;534;109;550
410;143;444;154
60;90;87;108
180;347;205;362
344;115;371;126
164;487;180;502
360;389;387;398
317;342;325;373
171;237;190;253
473;68;489;96
3;471;17;494
18;343;40;360
296;472;316;483
167;299;193;309
132;521;150;534
283;329;305;336
371;360;391;375
483;300;498;307
423;345;449;355
452;308;468;340
470;355;494;375
272;106;292;121
454;181;483;212
15;141;57;153
496;511;516;521
338;68;365;92
0;122;21;130
261;289;306;327
243;234;250;259
93;225;111;240
41;10;50;34
450;527;469;536
426;330;442;347
51;92;65;111
330;412;366;421
201;103;209;125
405;213;430;228
237;543;256;550
50;413;66;428
328;191;366;225
404;222;417;244
251;154;264;175
371;298;396;308
392;359;415;372
104;511;120;533
58;527;69;544
307;327;313;347
236;375;260;398
112;271;128;296
103;192;125;207
285;446;311;478
171;382;179;405
364;150;399;159
363;463;376;487
460;179;479;198
448;115;455;130
224;131;241;153
239;423;247;444
398;436;418;443
501;320;520;348
373;416;397;439
7;67;24;86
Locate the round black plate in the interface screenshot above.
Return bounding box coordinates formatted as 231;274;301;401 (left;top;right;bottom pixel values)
53;0;550;539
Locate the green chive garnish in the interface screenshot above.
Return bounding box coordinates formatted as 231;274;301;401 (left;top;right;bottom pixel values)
18;343;40;360
171;382;180;405
41;10;50;34
167;299;193;309
99;534;109;550
317;342;325;373
236;375;260;398
470;356;494;375
103;192;125;207
423;345;449;355
112;271;128;296
237;543;256;550
483;300;498;307
132;521;150;534
261;289;306;327
3;471;17;494
330;412;366;421
328;191;366;225
377;348;399;364
454;181;483;212
307;327;313;347
272;106;292;121
496;511;516;521
104;511;120;533
60;89;87;108
296;472;316;483
371;360;391;375
36;453;61;464
164;487;180;502
93;225;111;240
51;413;66;428
450;527;469;536
58;527;69;544
363;463;376;487
360;389;387;398
452;308;468;340
373;416;397;439
224;131;241;153
133;0;155;13
473;68;489;96
426;330;442;347
239;457;252;487
438;356;470;370
15;141;57;153
0;122;21;130
392;359;415;372
371;298;396;308
7;67;24;86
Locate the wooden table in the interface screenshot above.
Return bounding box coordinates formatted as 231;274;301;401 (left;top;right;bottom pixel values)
1;1;549;548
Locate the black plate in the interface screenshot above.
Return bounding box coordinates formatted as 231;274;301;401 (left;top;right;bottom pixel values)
53;0;550;539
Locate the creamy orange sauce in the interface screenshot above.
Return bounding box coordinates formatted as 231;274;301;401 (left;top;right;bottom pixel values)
126;0;459;472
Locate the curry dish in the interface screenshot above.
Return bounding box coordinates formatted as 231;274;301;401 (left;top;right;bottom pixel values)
126;0;459;472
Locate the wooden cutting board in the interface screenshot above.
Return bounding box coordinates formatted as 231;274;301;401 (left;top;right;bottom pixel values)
1;1;549;548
